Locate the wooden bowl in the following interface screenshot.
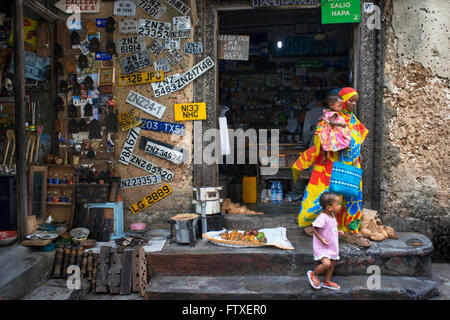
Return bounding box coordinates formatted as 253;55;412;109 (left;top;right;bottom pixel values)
44;154;55;164
54;157;63;165
80;239;97;248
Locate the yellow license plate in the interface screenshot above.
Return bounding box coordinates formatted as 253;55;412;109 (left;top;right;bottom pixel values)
117;71;164;86
129;184;172;215
119;110;142;131
174;102;207;121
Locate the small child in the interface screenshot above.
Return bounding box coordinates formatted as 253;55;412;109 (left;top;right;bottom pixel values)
307;192;344;290
319;94;351;163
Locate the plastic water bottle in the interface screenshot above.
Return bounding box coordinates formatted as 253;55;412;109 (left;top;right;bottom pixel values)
271;181;282;204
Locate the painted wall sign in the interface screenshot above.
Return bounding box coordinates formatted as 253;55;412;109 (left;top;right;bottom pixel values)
174;102;207;121
169;30;190;39
116;35;146;55
165;0;190;15
151;56;214;98
149;39;165;57
140;118;185;135
172;16;191;31
321;0;361;24
95;52;112;60
55;0;101;13
119;19;138;34
114;0;136;16
251;0;318;7
154;57;170;72
118;126;141;165
184;42;203;54
164;48;183;66
135;0;167;20
119;174;162;189
137;19;170;39
142;138;185;164
129;184;172;215
151;73;181;98
218;35;250;61
96;18;107;28
117;70;164;86
119;51;152;74
129;153;174;182
126;90;166;119
119;109;142;131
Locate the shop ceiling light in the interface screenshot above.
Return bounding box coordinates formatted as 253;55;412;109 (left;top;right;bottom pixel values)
277;40;283;48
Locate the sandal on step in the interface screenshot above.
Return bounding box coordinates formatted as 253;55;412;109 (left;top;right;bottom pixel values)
307;270;321;289
321;281;340;291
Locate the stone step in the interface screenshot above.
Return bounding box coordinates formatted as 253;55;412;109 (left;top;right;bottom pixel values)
145;275;438;300
147;232;433;278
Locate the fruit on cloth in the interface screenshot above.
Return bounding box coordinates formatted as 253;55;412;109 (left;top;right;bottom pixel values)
257;232;265;240
258;236;267;243
251;229;259;236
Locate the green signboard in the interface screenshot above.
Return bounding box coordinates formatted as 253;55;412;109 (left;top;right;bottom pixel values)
321;0;361;24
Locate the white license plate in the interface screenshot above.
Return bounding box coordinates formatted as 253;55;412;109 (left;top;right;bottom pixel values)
169;30;190;39
137;19;170;39
119;19;138;34
165;0;190;15
119;51;152;74
164;48;183;66
151;56;214;98
135;0;167;19
144;140;184;165
154;57;170;72
149;39;165;57
119;126;141;165
164;38;180;50
116;35;146;55
151;73;181;98
184;42;203;54
114;1;136;16
119;174;162;189
125;90;166;119
172;16;191;31
129;153;174;182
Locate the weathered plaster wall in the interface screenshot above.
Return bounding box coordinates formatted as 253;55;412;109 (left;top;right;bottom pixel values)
381;0;450;260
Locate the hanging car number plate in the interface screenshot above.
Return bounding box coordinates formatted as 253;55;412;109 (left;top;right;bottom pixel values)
129;184;172;215
119;51;152;74
141;118;185;135
119;126;141;165
135;0;167;20
143;138;185;165
117;70;164;86
174;102;207;121
119;174;162;189
129;153;174;182
151;73;181;98
137;19;170;39
149;39;165;57
126;90;166;119
116;35;146;55
119;109;142;131
119;19;138;34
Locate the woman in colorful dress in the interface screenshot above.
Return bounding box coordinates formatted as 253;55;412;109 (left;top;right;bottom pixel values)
292;87;370;247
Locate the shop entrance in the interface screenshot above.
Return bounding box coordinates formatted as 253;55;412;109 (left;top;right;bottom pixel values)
217;8;356;212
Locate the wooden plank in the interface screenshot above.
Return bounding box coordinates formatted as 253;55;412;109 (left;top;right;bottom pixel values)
95;246;110;293
108;247;121;294
87;208;96;239
102;219;111;242
120;250;133;295
94;208;105;241
104;208;114;230
131;246;140;293
77;206;88;228
13;0;28;242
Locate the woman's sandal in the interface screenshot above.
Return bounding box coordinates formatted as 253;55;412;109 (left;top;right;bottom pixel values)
341;232;371;247
321;281;340;291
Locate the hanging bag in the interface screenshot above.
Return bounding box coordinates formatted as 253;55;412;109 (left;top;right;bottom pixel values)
329;149;363;198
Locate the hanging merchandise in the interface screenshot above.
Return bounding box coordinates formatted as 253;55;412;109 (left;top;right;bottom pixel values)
65;58;77;74
78;118;88;131
71;31;81;46
83;76;94;90
88;119;102;139
89;37;100;52
106;17;115;32
106;40;117;56
36;21;51;57
55;97;65;111
68;103;78;118
86;20;97;35
68;119;79;134
78;54;89;69
84;102;93;117
106;111;118;133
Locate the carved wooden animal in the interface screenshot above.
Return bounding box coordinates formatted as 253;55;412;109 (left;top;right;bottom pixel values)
360;209;398;241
